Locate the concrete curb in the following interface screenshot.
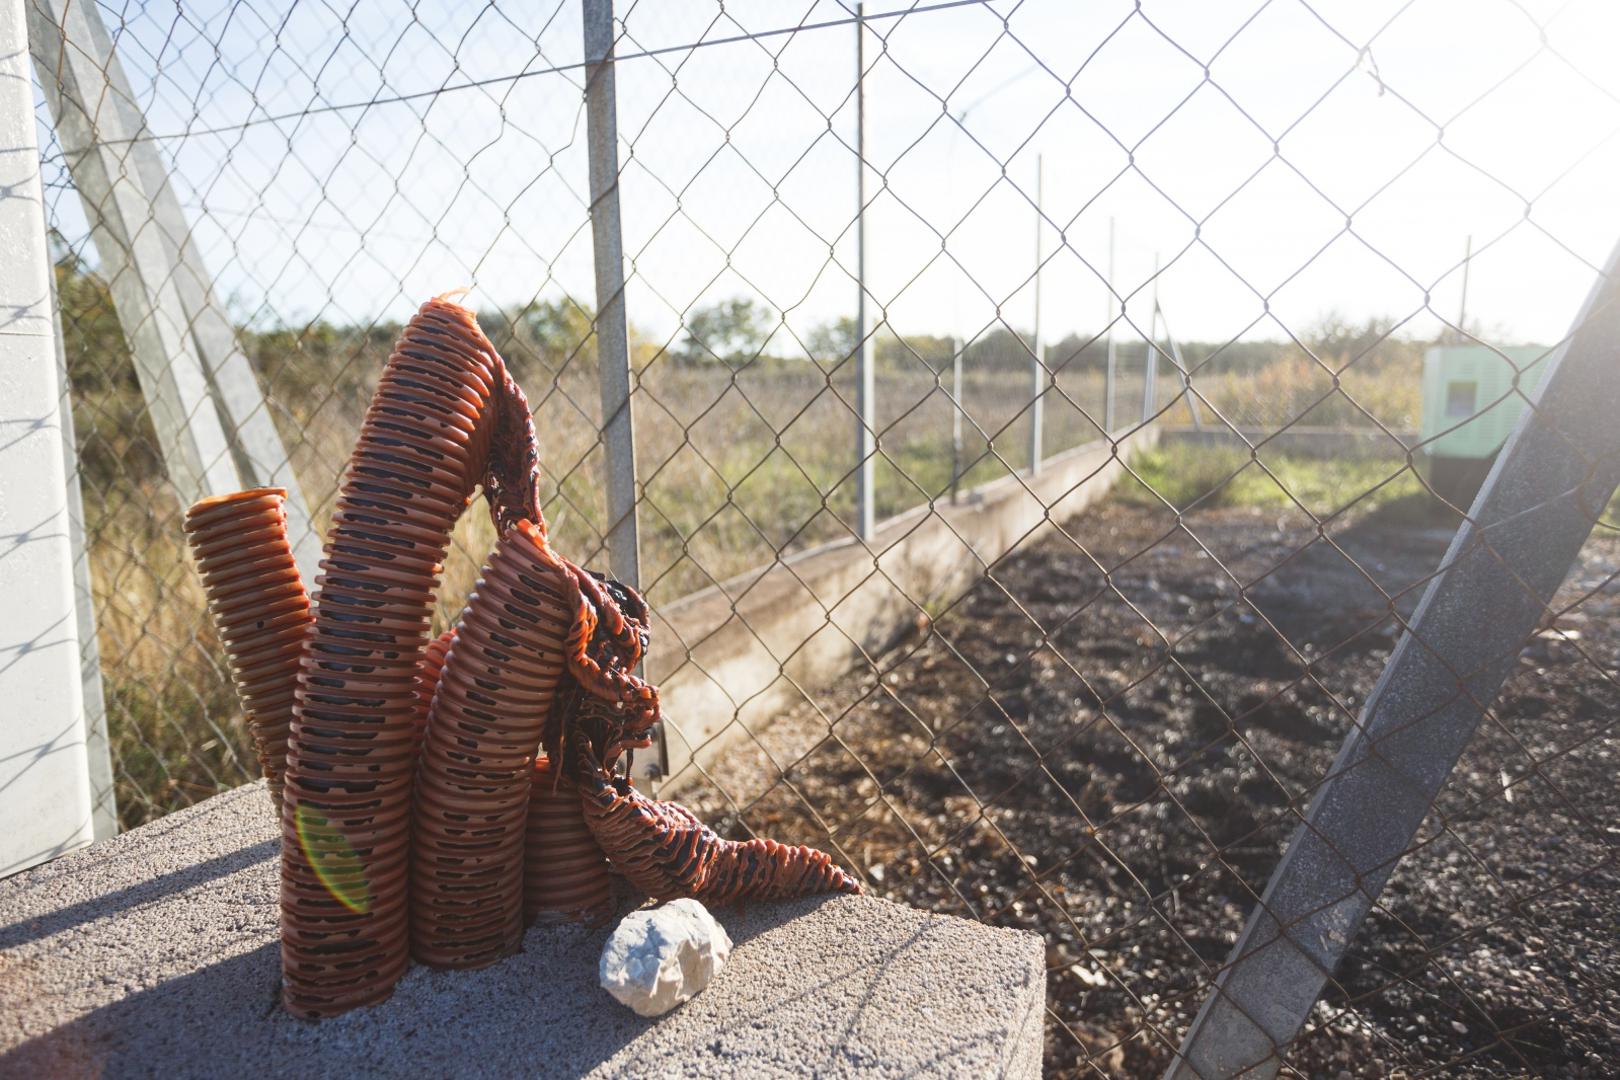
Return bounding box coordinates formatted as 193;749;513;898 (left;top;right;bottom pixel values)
0;783;1046;1078
653;427;1159;793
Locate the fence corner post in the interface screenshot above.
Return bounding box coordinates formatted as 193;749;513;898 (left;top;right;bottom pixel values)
49;225;117;840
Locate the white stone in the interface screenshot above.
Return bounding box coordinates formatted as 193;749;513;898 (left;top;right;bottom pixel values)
599;898;733;1017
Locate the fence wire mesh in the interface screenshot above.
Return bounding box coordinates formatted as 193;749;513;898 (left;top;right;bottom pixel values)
26;0;1620;1075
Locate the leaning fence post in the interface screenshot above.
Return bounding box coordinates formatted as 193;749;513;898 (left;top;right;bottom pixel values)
581;0;655;778
0;0;99;874
30;0;238;506
28;0;321;589
1166;239;1620;1079
1156;297;1204;432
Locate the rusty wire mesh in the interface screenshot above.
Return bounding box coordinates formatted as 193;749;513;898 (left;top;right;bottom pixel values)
30;0;1620;1076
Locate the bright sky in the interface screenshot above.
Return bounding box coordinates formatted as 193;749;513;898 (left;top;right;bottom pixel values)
41;0;1620;351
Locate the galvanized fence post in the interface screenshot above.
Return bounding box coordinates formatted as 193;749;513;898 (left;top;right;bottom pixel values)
853;2;876;542
0;0;99;874
1156;296;1204;432
950;335;963;504
1029;154;1044;475
582;0;640;593
581;0;655;778
1142;254;1159;425
1166;239;1620;1079
28;0;321;588
1104;214;1117;435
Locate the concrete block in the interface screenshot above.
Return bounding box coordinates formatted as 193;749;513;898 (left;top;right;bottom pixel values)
0;783;1046;1078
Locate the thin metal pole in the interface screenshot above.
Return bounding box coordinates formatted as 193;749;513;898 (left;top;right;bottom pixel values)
1104;215;1117;436
1156;299;1204;431
950;335;963;503
854;3;876;541
1457;233;1473;339
1029;154;1044;476
1142;252;1159;424
582;0;640;594
582;0;657;781
1167;238;1620;1079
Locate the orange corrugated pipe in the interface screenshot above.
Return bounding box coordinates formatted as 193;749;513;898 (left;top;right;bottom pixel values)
184;294;858;1022
183;487;310;810
281;296;517;1017
524;757;614;926
409;521;575;968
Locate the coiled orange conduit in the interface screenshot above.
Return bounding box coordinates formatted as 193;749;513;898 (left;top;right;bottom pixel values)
524;757;613;925
184;294;859;1020
415;628;455;747
282;297;511;1017
578;769;861;904
409;521;575;967
183;487;311;811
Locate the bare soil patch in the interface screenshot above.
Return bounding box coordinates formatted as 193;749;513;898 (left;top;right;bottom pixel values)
689;498;1620;1078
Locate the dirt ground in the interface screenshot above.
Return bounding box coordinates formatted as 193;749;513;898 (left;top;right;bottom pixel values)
687;496;1619;1078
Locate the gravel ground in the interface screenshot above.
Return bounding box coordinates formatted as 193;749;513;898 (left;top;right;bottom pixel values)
686;496;1619;1078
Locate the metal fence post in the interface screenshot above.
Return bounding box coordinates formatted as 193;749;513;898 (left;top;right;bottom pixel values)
582;0;658;781
950;335;963;504
1104;214;1116;435
1142;254;1159;425
1029;154;1044;475
0;0;98;875
853;2;876;542
1156;296;1205;432
1166;239;1620;1079
28;0;321;588
582;0;640;593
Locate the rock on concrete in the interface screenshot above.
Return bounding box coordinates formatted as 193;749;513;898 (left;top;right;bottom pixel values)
600;898;732;1017
0;782;1045;1078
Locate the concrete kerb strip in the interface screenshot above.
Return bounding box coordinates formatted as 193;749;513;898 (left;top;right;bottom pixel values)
654;426;1161;795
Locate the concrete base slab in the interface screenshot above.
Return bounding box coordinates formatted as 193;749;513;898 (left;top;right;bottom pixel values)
0;783;1044;1078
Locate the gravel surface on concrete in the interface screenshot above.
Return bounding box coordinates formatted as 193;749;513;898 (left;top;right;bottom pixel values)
0;782;1044;1079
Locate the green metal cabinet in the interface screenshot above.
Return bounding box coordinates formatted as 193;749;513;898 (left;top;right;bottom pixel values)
1420;344;1550;458
1420;344;1550;503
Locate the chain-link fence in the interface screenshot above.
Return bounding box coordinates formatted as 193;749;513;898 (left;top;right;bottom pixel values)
20;0;1620;1075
